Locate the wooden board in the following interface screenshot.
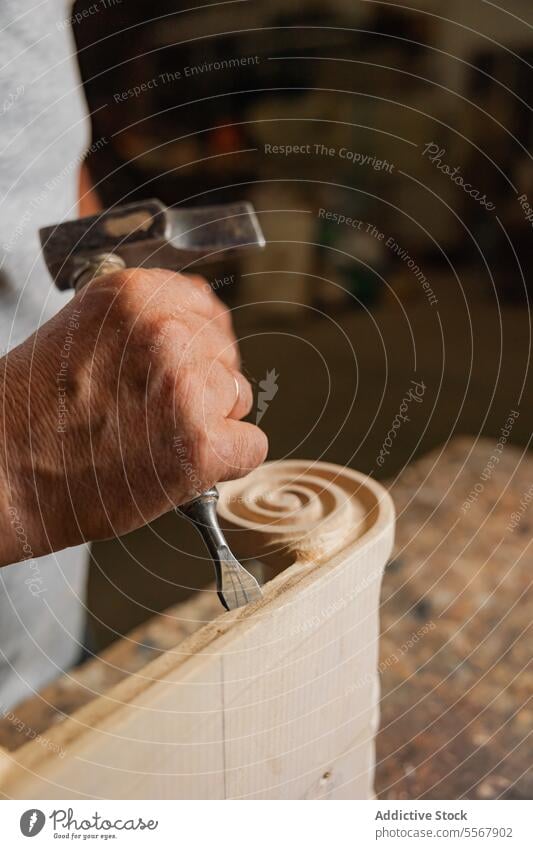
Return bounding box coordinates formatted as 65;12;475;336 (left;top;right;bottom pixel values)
0;461;394;799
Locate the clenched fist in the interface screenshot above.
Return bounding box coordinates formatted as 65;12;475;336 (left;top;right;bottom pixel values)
0;269;268;566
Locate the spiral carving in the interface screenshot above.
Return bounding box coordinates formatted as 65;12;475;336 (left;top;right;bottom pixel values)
217;460;390;563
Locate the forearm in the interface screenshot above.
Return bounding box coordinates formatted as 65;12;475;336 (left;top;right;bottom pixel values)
0;353;28;566
0;350;63;567
0;467;20;566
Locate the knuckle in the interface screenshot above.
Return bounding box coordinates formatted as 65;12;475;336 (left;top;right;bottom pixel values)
175;274;210;307
96;270;143;321
108;267;145;297
220;305;235;330
182;273;210;293
181;274;231;317
146;315;188;356
93;269;166;320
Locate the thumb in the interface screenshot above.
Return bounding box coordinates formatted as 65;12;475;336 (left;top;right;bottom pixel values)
214;419;268;482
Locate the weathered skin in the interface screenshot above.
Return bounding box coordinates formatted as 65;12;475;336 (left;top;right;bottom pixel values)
0;268;268;566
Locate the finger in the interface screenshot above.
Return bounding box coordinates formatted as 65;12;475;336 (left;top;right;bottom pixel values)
181;312;240;370
213;419;268;481
195;362;252;421
110;268;240;368
227;369;254;420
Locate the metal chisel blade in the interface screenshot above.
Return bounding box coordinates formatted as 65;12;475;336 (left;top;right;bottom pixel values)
216;546;263;611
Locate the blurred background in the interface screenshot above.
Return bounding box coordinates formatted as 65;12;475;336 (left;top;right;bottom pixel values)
70;0;532;649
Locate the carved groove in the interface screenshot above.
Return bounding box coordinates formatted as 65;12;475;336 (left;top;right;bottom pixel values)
218;460;389;563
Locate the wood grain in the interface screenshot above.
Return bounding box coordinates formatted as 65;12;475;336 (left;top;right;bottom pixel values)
0;461;394;799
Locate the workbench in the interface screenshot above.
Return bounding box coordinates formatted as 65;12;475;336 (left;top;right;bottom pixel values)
376;437;531;800
0;437;530;799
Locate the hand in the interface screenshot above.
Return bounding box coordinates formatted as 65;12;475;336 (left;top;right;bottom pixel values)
0;269;268;565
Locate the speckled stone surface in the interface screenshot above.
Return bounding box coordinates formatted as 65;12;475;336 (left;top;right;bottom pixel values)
376;437;532;800
0;438;530;799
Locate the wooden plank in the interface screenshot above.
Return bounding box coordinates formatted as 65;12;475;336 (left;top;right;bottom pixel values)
0;590;221;754
0;460;394;799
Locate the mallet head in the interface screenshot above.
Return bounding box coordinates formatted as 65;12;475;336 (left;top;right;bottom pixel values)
39;199;265;290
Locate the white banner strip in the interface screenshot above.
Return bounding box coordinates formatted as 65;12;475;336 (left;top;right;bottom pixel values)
1;799;529;848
